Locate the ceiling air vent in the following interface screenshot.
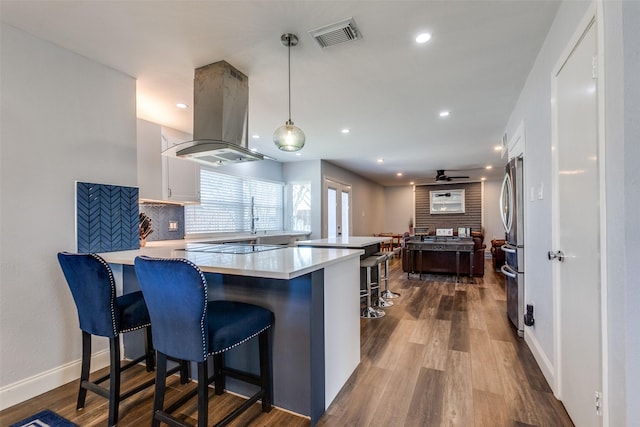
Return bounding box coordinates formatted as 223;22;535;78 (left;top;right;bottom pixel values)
309;18;361;48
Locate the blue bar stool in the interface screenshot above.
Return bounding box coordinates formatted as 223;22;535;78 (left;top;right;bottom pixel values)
57;252;159;427
134;256;274;427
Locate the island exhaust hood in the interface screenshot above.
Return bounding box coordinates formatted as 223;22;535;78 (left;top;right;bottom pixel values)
162;61;265;166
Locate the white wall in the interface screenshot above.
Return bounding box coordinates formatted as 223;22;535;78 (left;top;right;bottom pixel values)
0;24;137;408
503;0;591;383
383;186;414;235
321;161;385;236
621;3;640;423
603;1;640;425
504;1;639;424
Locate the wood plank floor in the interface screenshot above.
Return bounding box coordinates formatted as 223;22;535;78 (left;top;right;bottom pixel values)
0;257;573;427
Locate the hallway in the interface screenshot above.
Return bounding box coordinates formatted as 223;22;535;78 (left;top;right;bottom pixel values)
318;257;574;426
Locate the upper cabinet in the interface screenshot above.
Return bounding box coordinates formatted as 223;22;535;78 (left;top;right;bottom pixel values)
137;119;200;204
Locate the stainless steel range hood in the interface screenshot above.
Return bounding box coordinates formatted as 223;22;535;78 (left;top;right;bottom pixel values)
162;61;265;166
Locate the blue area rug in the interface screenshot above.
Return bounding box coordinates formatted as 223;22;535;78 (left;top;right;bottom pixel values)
9;409;78;427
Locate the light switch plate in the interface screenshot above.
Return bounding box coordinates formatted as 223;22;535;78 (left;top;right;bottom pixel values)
168;221;178;231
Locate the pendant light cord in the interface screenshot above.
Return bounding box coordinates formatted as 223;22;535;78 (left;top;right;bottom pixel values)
287;35;292;123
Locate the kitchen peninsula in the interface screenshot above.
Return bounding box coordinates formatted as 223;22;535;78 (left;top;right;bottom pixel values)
295;235;392;256
99;242;363;425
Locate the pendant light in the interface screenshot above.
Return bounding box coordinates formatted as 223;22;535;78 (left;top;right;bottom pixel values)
274;33;305;151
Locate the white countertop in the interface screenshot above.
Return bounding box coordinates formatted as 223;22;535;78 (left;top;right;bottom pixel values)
98;244;363;280
295;236;391;248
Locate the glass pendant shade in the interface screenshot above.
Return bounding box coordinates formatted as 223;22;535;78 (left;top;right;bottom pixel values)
274;33;305;152
274;120;305;151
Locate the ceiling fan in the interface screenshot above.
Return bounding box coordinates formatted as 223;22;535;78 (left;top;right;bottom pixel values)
435;170;470;182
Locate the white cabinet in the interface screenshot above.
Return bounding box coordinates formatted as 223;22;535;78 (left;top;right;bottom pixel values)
137;119;200;203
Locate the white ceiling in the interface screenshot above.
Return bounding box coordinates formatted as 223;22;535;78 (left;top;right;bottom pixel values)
1;1;560;186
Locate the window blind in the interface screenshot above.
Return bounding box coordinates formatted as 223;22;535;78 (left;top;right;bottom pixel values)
185;169;284;234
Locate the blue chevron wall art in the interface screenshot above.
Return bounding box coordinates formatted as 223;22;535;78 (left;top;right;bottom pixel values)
76;182;139;253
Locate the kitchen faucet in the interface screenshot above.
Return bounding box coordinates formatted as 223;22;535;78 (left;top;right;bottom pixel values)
251;197;259;235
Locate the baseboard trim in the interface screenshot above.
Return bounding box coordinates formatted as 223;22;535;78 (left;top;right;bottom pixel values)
524;329;556;395
0;348;110;411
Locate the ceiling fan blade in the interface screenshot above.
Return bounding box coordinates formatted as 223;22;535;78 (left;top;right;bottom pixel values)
435;169;470;181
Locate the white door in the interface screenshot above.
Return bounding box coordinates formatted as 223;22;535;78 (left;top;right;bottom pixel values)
552;16;602;427
324;179;351;238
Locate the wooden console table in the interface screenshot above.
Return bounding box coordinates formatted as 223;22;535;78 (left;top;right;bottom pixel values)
406;238;475;281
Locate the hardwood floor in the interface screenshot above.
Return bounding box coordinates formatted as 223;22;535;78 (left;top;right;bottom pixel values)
0;258;573;427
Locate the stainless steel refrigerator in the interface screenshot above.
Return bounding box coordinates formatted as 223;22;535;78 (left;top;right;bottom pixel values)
500;157;524;336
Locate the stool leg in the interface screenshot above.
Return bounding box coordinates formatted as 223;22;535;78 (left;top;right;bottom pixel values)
214;353;225;395
152;353;167;427
197;362;208;427
360;274;370;313
362;265;385;319
374;261;393;308
144;326;155;372
259;331;272;412
77;331;91;410
108;336;121;427
381;257;401;299
179;359;190;384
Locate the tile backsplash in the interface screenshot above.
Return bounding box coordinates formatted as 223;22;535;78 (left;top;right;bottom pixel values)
139;203;185;241
76;182;139;252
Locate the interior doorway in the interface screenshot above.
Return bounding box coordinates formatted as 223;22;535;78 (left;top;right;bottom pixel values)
323;178;351;238
551;10;603;427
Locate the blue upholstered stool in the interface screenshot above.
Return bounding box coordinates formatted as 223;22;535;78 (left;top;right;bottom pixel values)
134;256;274;427
57;252;159;426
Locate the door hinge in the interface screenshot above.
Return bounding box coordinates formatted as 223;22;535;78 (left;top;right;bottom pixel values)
595;391;602;416
592;55;598;79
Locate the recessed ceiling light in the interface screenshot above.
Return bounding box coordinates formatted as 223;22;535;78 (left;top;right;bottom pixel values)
397;172;403;177
252;134;260;139
410;181;415;185
341;128;350;134
250;148;258;153
176;103;188;109
416;33;432;44
439;111;450;117
494;145;502;151
485;165;493;170
481;177;486;181
295;152;302;156
377;158;384;164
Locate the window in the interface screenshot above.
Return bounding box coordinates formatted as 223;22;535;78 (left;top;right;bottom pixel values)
289;182;311;232
185;169;284;234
